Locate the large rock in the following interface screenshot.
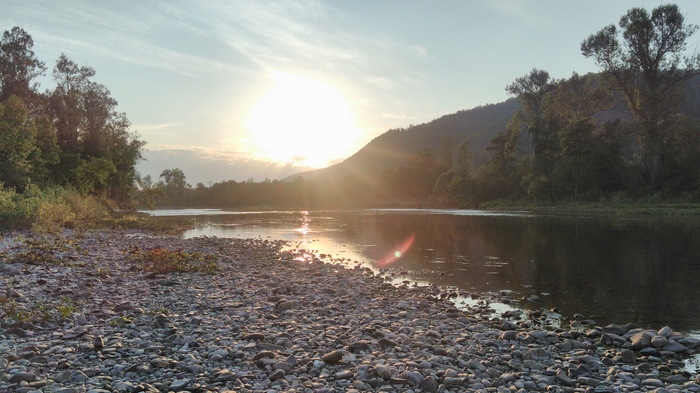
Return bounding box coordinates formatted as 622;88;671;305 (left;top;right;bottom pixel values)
630;332;651;350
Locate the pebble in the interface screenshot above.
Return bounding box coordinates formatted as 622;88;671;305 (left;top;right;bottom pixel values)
1;230;698;393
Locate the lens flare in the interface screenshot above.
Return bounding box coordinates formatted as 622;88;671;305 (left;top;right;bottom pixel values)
376;233;415;267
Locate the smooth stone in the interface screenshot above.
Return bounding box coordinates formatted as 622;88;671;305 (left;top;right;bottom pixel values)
272;362;291;372
9;372;37;383
523;348;550;361
658;326;673;338
662;341;688;353
630;332;651;350
168;379;189;391
375;365;392;379
400;370;424;386
578;376;601;386
348;341;370;352
501;330;518;341
54;388;79;393
620;349;636;363
641;378;665;387
419;376;439;393
321;350;343;364
443;377;464;386
335;370;354;380
269;369;285;380
4;327;27;337
651;335;669;348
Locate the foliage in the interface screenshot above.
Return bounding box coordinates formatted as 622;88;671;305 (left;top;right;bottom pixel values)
0;26;46;106
0;184;111;233
128;246;218;274
581;3;700;185
159;168;190;206
0;96;37;190
0;27;145;205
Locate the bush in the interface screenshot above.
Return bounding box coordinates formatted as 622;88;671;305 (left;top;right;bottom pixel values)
0;184;111;233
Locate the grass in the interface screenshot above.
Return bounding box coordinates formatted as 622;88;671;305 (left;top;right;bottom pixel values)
0;184;197;234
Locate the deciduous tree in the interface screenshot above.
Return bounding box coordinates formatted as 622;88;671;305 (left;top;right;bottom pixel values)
581;3;700;185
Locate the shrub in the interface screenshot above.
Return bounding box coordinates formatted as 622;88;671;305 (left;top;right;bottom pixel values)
0;184;111;233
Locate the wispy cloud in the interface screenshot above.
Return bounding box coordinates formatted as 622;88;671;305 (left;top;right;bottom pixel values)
4;1;427;87
131;123;180;132
485;1;549;28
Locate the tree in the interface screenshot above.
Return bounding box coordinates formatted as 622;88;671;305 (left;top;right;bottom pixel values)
47;53;144;200
74;157;117;195
128;174;170;209
550;72;613;123
160;168;190;205
581;3;700;185
475;123;521;201
438;135;455;170
0;96;36;190
455;140;473;175
548;73;615;199
0;27;46;107
506;68;557;161
28;115;60;187
49;54;96;152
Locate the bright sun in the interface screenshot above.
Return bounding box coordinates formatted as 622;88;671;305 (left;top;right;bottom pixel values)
247;73;362;168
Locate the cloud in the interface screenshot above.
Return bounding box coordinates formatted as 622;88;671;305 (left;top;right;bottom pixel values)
485;1;549;28
137;147;315;185
131;123;180;132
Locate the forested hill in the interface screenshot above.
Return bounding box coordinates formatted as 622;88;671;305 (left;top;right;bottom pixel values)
288;73;700;185
286;98;521;183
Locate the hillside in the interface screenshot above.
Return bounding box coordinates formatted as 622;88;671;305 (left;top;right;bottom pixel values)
287;98;521;183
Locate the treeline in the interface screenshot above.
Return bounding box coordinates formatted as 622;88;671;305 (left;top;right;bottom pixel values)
0;27;144;203
152;4;700;210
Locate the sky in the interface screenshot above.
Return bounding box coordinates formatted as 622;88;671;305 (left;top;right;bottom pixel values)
4;1;700;185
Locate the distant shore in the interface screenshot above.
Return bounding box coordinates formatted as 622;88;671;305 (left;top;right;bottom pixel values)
1;230;699;392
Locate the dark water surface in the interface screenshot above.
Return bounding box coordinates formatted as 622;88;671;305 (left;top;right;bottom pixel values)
147;208;700;335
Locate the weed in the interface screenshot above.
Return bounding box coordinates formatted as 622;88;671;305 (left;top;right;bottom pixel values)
9;238;78;266
147;306;170;317
128;246;218;274
109;315;133;326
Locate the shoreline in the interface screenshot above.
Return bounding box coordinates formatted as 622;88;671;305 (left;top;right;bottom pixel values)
1;230;699;392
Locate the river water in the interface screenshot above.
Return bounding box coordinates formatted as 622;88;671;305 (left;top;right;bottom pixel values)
145;208;700;337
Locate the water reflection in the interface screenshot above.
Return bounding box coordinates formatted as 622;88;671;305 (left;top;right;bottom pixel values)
171;209;700;334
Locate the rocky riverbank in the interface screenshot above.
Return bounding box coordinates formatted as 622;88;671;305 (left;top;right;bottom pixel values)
1;230;699;393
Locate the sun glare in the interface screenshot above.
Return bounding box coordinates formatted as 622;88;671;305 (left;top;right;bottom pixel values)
247;73;362;167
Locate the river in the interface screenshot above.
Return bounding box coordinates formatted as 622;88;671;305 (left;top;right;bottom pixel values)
144;208;700;337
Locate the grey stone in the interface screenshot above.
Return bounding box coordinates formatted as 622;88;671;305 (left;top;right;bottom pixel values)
501;330;518;341
168;379;189;391
620;349;636;363
9;372;36;383
375;364;392;379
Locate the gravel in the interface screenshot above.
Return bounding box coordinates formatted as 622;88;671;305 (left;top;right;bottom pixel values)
1;230;699;393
